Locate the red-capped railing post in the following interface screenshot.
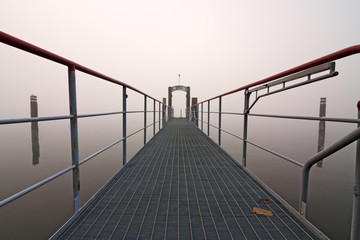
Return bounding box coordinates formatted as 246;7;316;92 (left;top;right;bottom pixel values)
162;98;166;126
68;66;80;213
219;97;222;145
189;107;192;121
242;90;250;167
207;101;210;136
122;86;127;165
201;103;204;131
144;96;147;145
191;97;198;126
153;99;156;136
351;101;360;240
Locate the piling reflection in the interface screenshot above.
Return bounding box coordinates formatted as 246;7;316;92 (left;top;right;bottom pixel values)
31;121;40;165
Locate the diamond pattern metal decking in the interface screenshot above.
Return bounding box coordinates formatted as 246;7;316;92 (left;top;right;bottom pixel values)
57;119;320;240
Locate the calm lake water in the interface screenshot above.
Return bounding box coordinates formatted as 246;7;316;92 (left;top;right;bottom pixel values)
0;114;156;240
0;51;359;239
0;112;358;240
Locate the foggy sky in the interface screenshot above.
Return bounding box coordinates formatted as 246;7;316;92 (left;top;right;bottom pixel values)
1;0;360;118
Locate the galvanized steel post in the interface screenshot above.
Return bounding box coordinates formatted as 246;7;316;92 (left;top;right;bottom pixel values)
207;101;210;136
351;101;360;240
68;66;80;213
186;86;191;119
162;98;166;126
191;97;198;126
192;107;194;122
168;87;172;119
219;97;222;145
122;86;127;165
144;96;147;145
196;104;199;127
243;90;250;167
189;107;191;121
159;102;161;131
300;125;360;218
153;99;156;136
201;103;203;131
189;107;192;121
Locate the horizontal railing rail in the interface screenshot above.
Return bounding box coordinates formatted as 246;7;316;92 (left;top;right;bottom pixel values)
199;119;305;168
0;31;168;217
300;126;360;216
200;111;360;124
196;45;360;104
79;118;163;166
189;45;360;239
0;31;161;103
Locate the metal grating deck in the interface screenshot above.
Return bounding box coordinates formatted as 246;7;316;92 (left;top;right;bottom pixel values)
56;118;320;240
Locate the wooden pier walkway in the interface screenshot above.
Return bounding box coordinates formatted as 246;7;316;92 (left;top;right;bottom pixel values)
55;118;321;239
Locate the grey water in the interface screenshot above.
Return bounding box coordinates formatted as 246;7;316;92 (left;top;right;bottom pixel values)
0;113;157;240
1;50;359;239
0;111;358;240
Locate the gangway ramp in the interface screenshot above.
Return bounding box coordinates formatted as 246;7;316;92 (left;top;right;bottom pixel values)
54;118;323;240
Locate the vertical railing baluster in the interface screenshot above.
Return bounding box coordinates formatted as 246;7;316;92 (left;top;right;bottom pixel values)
219;97;222;145
207;101;210;136
68;66;80;214
122;86;127;165
201;103;203;131
190;107;192;122
351;101;360;240
144;96;147;145
153;99;156;136
159;102;161;131
196;105;199;127
162;98;166;126
243;90;250;167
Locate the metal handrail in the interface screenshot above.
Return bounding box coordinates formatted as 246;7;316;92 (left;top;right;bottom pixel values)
300;126;360;217
79;118;164;166
0;115;166;208
0;31;169;213
195;117;304;168
188;45;360;239
248;113;360;124
0;115;73;125
0;165;77;208
192;109;359;168
0;31;165;104
200;111;360;124
196;44;360;104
